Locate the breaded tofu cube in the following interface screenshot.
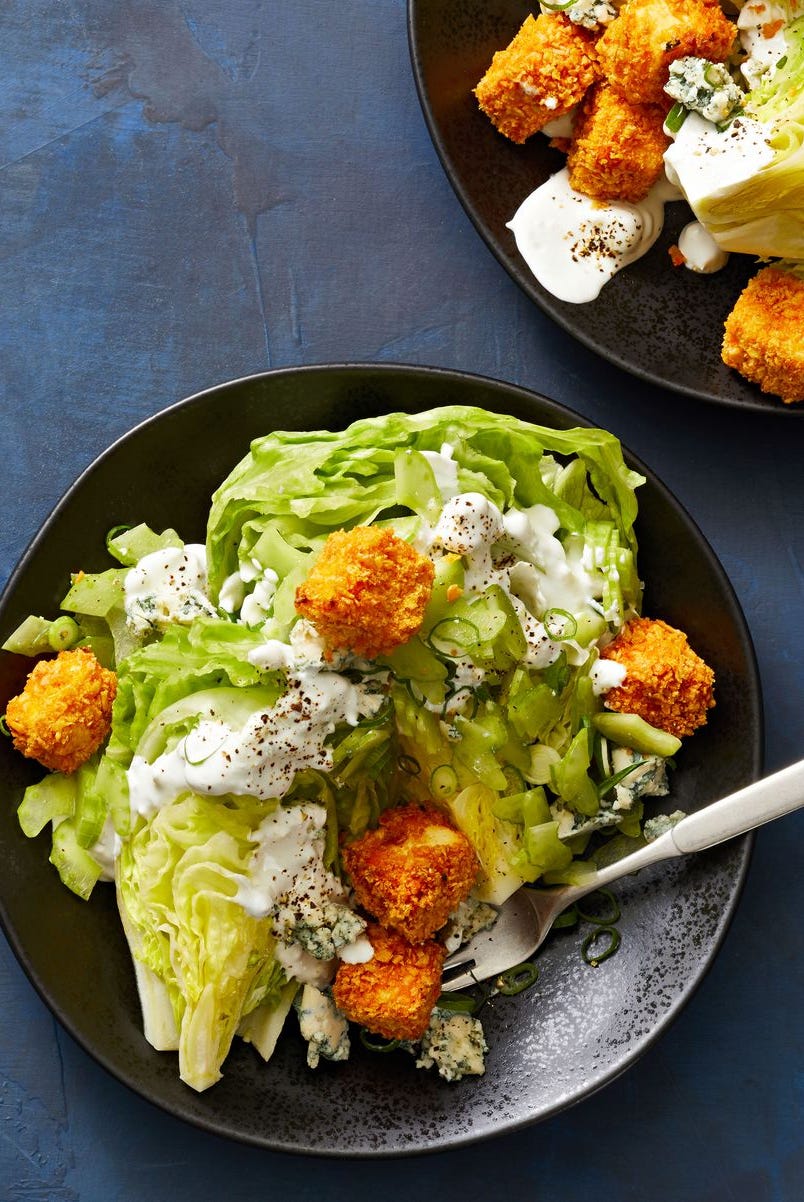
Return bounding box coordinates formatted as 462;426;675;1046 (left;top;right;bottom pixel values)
600;617;715;737
294;526;434;660
342;803;479;944
332;923;445;1042
475;13;600;144
5;648;117;774
722;266;804;405
566;83;670;202
597;0;736;106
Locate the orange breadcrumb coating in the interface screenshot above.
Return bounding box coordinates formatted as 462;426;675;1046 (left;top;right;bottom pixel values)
601;617;715;738
597;0;736;106
294;526;434;660
342;803;479;944
475;14;600;144
5;648;117;774
566;84;669;203
332;923;445;1042
721;266;804;405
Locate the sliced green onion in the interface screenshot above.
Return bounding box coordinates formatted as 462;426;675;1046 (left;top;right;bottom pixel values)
543;608;578;641
427;617;480;658
436;992;479;1015
539;0;576;10
596;758;647;800
430;763;458;798
576;888;621;926
776;54;787;69
551;905;579;931
665;102;689;133
398;753;421;776
47;615;81;652
581;925;621;966
703;63;721;86
105;524;133;553
359;1030;400;1053
0;715;11;738
495;961;539;996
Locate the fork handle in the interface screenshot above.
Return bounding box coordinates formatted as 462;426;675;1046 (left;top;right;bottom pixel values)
574;757;804;895
669;756;804;853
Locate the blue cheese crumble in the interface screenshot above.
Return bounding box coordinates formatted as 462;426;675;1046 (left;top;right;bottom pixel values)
415;1008;488;1082
564;0;617;29
296;984;351;1069
664;58;743;124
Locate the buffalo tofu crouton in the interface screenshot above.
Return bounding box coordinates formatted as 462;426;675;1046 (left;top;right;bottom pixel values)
600;617;715;737
596;0;736;106
332;923;445;1042
475;14;600;144
342;803;479;944
566;84;670;202
5;648;117;774
294;526;434;660
721;266;804;405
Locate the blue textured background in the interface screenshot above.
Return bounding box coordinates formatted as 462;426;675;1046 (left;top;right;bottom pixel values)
2;1;803;1197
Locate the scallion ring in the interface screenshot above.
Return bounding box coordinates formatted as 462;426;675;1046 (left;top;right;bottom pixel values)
495;961;539;996
576;888;621;926
543;608;578;641
703;63;722;86
436;992;479;1015
0;715;11;738
665;102;689;134
539;0;576;10
551;906;579;931
359;1030;400;1053
430;763;458;798
581;925;621;966
427;617;480;658
46;615;81;652
398;753;421;776
105;524;133;552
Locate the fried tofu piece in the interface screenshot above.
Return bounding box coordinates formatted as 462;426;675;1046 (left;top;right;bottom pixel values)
342;803;479;944
294;526;434;660
475;14;600;144
332;923;445;1042
597;0;736;106
5;648;117;774
566;83;670;202
722;266;804;405
600;617;715;738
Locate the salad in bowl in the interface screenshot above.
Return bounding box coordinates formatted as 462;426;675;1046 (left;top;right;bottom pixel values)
1;403;717;1093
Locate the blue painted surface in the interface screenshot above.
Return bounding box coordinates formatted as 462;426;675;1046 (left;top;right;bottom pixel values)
1;1;804;1197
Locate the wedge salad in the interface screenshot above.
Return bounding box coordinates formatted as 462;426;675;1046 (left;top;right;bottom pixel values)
1;406;715;1090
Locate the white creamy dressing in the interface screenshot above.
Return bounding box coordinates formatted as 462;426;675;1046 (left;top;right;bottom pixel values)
677;221;730;272
589;657;627;695
414;466;611;676
234;803;373;983
507;169;680;303
126;623;385;818
124;544;217;634
737;1;790;90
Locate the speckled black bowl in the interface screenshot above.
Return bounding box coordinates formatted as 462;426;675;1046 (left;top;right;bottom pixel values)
0;365;762;1156
408;0;803;413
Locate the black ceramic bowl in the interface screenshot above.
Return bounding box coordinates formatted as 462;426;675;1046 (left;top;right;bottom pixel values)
0;365;762;1156
408;0;803;414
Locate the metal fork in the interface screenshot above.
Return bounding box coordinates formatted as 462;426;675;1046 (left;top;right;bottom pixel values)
442;756;804;991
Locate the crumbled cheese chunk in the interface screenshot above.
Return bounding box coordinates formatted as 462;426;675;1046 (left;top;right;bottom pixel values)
664;57;743;125
296;984;350;1069
415;1008;488;1082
